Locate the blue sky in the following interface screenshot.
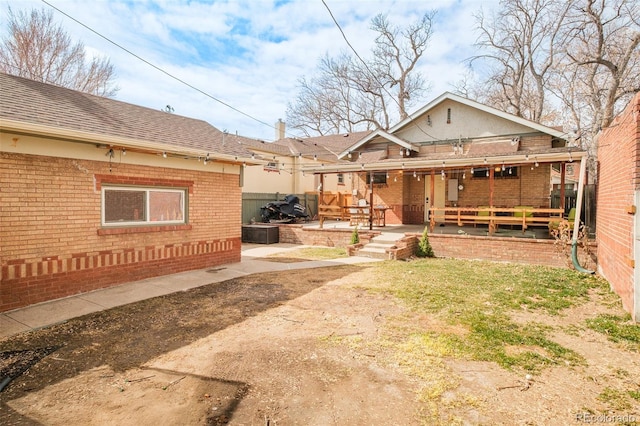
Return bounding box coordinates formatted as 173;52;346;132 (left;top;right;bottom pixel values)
0;0;494;140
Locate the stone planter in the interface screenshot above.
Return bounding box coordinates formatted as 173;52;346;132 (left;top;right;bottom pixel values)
347;243;364;256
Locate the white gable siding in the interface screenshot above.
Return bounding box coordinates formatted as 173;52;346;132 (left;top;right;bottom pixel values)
395;100;539;143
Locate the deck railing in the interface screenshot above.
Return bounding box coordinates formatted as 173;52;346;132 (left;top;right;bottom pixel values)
428;206;564;234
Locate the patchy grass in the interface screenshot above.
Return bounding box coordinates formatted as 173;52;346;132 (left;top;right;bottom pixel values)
597;387;634;411
585;314;640;352
362;258;606;372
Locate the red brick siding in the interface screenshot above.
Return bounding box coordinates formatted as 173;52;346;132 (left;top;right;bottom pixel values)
458;165;551;207
521;135;552;150
596;93;640;318
0;152;241;312
278;224;379;247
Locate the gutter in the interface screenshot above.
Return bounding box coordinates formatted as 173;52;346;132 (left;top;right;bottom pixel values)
0;118;265;166
571;156;595;274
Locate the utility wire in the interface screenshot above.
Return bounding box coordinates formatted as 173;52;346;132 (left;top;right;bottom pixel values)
40;0;284;139
321;0;443;143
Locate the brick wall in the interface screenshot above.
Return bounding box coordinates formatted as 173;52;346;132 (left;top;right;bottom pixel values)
278;224;379;247
458;165;550;207
597;93;640;319
0;152;241;312
279;224;594;269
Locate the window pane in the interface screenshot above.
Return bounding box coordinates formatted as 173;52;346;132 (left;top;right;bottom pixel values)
149;191;184;222
104;190;146;222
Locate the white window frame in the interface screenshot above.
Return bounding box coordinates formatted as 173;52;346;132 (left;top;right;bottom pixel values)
101;185;187;227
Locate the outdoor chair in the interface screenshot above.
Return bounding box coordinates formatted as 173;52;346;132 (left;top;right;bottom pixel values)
350;199;369;226
548;207;576;236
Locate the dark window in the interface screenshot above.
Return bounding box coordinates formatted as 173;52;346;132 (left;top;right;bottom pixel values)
472;167;519;179
366;172;387;185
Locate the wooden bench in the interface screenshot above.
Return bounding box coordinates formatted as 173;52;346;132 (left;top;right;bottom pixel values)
318;204;349;228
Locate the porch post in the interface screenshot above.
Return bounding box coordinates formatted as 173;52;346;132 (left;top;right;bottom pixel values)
319;173;325;228
430;170;435;230
369;171;374;230
560;162;566;210
489;167;495;207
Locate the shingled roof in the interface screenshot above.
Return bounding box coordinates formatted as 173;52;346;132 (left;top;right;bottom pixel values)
0;72;255;160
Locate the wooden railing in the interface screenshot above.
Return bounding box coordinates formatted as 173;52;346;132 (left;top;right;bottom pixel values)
428;206;564;234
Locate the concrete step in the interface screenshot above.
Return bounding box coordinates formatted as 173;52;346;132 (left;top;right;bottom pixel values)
365;242;397;250
371;233;404;244
357;247;390;259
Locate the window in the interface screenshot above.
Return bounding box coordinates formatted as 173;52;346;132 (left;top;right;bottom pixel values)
472;167;518;179
102;186;186;226
447;108;451;124
366;172;388;185
264;161;279;172
337;173;345;184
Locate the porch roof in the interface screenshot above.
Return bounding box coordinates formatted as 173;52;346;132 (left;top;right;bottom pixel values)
303;146;585;174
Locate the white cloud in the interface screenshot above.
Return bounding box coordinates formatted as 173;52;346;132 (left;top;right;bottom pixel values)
0;0;495;140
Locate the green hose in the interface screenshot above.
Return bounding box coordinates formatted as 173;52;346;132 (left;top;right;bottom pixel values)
571;240;594;274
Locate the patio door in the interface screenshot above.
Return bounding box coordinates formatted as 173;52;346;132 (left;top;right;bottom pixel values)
424;175;446;223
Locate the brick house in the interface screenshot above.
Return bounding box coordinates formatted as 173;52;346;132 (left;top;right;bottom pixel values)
597;92;640;321
0;73;258;312
304;92;584;229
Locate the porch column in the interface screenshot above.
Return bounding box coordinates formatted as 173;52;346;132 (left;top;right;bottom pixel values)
430;170;435;230
560;162;566;211
369;171;374;230
319;173;325;228
489;167;495;207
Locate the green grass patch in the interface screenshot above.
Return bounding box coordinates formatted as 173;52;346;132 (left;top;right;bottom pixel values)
585;314;640;351
597;387;633;411
364;258;604;371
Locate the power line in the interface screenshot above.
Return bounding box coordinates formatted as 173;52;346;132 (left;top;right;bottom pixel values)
40;0;284;139
320;0;441;142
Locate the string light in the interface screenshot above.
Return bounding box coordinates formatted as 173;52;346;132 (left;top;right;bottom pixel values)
162;152;167;158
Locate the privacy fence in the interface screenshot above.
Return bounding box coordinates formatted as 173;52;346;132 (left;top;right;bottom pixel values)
241;192;319;224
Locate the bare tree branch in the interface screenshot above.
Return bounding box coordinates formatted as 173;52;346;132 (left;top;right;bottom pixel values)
0;7;118;97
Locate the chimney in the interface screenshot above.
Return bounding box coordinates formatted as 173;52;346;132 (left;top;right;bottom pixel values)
276;119;285;140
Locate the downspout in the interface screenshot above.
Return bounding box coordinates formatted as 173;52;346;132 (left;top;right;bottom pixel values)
571;157;595;274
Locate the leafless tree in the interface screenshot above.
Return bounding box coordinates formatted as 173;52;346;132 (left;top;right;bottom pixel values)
463;0;639;170
469;0;571;123
559;0;640;132
0;7;118;97
287;11;435;136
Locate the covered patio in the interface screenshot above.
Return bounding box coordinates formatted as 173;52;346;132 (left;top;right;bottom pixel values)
308;148;586;239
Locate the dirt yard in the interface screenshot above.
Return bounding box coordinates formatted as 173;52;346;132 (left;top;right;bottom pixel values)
1;260;639;425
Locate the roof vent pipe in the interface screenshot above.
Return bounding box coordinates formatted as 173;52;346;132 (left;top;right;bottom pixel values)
276;119;286;140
